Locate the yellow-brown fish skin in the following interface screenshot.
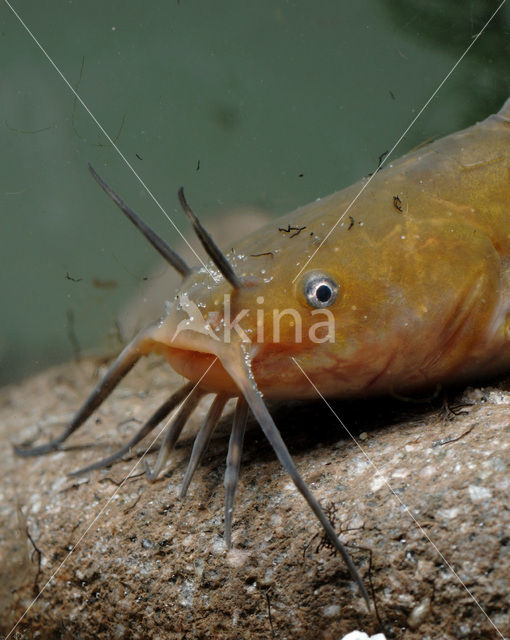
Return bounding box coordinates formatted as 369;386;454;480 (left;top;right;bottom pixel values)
153;98;510;399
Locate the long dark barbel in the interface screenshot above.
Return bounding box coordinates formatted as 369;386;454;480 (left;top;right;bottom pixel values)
14;329;155;457
68;381;195;476
178;187;244;290
224;396;249;549
88;164;191;277
219;344;372;609
14;168;194;458
179;393;230;497
144;385;206;481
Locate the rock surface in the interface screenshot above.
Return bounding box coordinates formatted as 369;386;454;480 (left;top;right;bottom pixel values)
0;356;509;639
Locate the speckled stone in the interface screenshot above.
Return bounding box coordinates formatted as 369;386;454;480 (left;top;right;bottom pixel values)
0;358;509;639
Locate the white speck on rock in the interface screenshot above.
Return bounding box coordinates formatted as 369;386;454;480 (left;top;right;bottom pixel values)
182;534;194;548
487;389;510;404
370;473;386;492
262;567;274;585
437;507;460;520
270;513;282;526
226;547;251;568
421;464;436;478
29;493;42;514
178;579;195;608
340;632;387;640
323;604;340;617
350;456;370;475
408;597;431;629
211;535;226;555
348;513;364;529
468;485;492;502
496;476;510;492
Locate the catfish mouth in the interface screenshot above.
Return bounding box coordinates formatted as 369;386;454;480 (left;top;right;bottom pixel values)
164;346;240;395
152;304;246;395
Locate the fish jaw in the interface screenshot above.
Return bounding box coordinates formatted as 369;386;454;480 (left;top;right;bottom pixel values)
146;304;236;394
163;347;240;394
151;317;303;397
145;299;309;397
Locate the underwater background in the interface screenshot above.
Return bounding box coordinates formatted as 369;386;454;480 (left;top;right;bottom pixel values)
1;0;509;385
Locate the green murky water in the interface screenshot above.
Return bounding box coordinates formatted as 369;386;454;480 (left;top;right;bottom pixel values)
1;0;509;384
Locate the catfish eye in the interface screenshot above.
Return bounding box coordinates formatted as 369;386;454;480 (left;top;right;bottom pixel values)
302;271;339;308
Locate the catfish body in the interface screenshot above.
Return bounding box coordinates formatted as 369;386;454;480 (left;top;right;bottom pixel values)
158;98;510;400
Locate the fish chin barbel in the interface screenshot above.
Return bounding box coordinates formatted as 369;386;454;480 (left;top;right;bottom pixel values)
14;163;371;609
